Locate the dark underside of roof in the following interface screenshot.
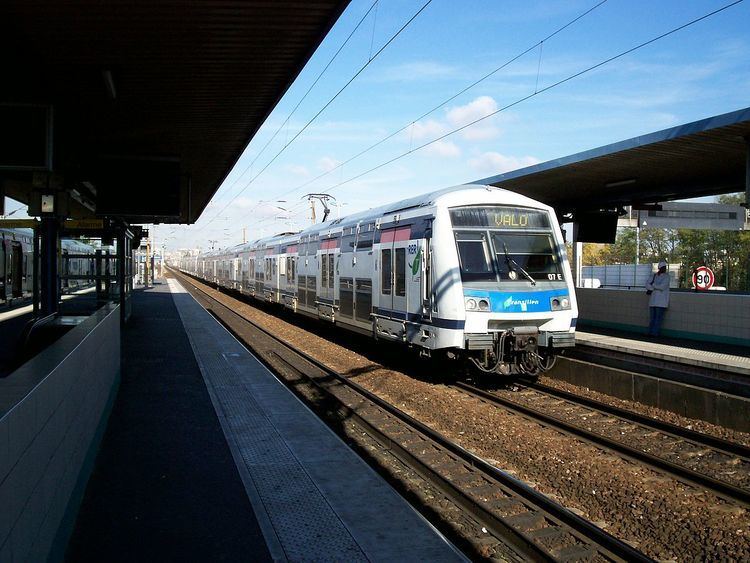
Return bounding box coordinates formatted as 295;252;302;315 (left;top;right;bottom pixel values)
0;1;349;223
477;107;750;214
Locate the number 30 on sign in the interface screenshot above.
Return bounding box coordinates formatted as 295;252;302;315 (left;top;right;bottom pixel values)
692;266;715;290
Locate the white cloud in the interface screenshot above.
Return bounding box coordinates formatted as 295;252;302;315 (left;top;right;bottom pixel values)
317;156;342;173
468;152;540;174
446;96;500;140
408;119;448;141
423;140;461;158
287;164;309;177
405;96;501;149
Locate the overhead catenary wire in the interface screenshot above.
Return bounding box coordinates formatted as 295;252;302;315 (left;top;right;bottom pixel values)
203;0;612;241
197;0;434;233
252;0;610;205
306;0;746;200
203;0;744;245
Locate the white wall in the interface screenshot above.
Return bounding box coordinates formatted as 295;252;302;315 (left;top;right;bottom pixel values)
576;288;750;347
0;305;120;561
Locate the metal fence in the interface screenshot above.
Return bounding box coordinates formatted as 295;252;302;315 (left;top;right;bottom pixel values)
581;264;679;289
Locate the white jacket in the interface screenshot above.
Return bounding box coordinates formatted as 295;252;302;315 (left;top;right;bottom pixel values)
646;272;670;308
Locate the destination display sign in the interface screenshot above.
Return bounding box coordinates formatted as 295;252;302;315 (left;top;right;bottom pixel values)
0;219;38;229
450;206;550;229
65;219;104;229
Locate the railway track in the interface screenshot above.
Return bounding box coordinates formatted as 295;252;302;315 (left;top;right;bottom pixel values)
172;269;651;562
453;380;750;507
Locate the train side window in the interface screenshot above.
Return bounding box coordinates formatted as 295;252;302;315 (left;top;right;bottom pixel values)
328;253;334;289
455;231;494;282
381;249;392;294
321;254;328;288
395;248;406;296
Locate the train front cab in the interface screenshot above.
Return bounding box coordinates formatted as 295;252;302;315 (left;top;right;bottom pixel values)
447;204;577;374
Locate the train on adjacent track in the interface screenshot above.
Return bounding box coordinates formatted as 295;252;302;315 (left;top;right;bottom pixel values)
178;184;578;375
0;228;96;305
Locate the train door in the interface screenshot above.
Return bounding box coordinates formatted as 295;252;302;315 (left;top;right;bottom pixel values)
241;257;248;291
62;249;70;289
379;226;410;315
319;252;327;301
0;239;6;301
403;238;428;323
233;257;240;289
11;241;23;297
419;237;432;322
318;246;335;302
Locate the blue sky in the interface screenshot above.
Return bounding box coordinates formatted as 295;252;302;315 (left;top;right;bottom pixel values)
7;1;750;250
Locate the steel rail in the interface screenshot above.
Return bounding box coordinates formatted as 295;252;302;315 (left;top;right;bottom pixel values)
523;380;750;459
171;269;651;563
454;381;750;507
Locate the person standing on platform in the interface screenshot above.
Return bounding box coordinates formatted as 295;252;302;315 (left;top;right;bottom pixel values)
645;260;670;337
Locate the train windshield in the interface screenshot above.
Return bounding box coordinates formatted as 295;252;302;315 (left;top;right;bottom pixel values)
451;205;563;283
491;233;562;281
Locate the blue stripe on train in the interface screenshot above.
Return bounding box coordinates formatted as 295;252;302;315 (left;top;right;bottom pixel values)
373;307;465;330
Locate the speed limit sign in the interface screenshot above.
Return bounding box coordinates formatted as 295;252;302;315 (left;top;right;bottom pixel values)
692;266;715;290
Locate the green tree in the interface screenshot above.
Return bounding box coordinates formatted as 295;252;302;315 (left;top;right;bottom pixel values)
640;228;678;263
674;193;750;290
600;228;636;264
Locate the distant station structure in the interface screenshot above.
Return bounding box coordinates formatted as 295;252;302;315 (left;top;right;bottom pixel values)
478;107;750;218
619;201;749;231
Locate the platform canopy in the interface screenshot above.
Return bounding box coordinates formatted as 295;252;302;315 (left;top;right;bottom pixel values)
477;107;750;216
0;1;349;223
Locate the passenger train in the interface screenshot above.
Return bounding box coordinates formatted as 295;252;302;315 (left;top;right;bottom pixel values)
179;184;578;375
0;228;97;305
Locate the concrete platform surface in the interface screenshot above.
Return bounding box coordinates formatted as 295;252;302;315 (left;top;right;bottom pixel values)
66;284;273;562
169;278;465;562
576;330;750;376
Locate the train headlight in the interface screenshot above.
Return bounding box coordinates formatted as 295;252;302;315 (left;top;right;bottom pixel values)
465;298;478;310
550;295;571;311
478;299;490;311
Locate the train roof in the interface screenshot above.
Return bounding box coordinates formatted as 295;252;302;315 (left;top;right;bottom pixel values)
0;227;34;237
203;184;549;255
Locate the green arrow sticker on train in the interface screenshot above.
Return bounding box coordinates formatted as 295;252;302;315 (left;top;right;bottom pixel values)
409;248;422;276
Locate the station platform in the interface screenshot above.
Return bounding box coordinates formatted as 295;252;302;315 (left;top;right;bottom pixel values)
575;328;750;377
66;280;463;561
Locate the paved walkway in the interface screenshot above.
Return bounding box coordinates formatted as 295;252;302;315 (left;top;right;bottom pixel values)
576;329;750;376
66;283;271;561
